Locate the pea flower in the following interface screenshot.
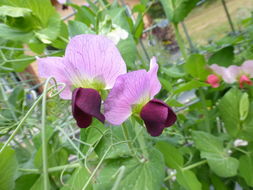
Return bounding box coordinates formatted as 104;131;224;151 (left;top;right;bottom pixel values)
38;34;126;128
209;61;253;88
104;57;177;136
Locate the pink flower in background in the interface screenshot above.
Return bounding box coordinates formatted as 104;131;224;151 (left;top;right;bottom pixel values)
38;34;126;128
206;74;220;88
208;62;253;88
104;57;177;136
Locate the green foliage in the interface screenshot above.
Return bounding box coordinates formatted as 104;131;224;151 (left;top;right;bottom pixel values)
208;46;235;67
159;0;199;24
184;54;210;81
0;144;18;190
219;88;241;137
94;148;165;190
192;131;239;177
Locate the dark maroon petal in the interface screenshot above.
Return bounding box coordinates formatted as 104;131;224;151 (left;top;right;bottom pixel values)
140;99;177;136
72;88;105;128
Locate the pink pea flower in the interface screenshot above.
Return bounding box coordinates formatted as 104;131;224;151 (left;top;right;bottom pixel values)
104;57;177;137
239;61;253;88
209;61;253;88
38;34;126;128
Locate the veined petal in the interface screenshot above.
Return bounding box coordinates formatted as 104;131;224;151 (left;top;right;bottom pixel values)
241;60;253;78
104;59;162;125
64;34;126;89
37;57;72;99
104;70;149;125
148;57;161;97
72;88;105;128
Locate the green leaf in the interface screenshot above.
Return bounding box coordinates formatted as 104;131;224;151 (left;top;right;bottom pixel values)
208;46;234;67
239;93;249;121
162;66;186;78
239;154;253;187
192;131;239;177
210;174;228;190
0;5;32;17
61;167;92;190
35;14;61;44
166;99;184;107
68;20;95;38
72;4;96;27
239;102;253;141
159;0;198;24
184;54;210;81
172;0;199;23
173;80;209;94
156;141;183;169
219;88;241;137
15;174;39;190
176;170;202;190
94;148;165;190
0;23;33;42
0;144;18;190
117;35;137;68
95;126;131;160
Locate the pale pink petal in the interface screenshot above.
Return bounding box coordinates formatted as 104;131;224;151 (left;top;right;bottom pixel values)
241;60;253;78
224;65;240;83
57;0;67;4
104;70;150;125
64;34;126;89
210;64;238;83
148;57;161;97
37;57;72;99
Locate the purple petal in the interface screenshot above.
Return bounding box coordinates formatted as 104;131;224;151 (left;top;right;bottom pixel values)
241;60;253;78
148;57;161;97
72;88;105;128
140;99;177;137
104;70;149;125
64;34;126;89
37;57;72;99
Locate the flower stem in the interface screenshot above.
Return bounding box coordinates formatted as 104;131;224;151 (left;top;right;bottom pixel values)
19;163;81;173
173;23;187;60
182;160;207;171
164;160;207;181
199;88;211;133
41;79;51;190
121;123;135;156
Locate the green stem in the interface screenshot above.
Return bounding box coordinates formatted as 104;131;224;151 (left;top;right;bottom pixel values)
199;88;211;133
19;163;81;173
173;23;187;60
181;21;196;53
0;81;65;154
132;119;149;159
82;141;128;190
221;0;235;34
111;166;126;190
41;79;51;190
122;123;135;156
164;160;207;181
182;160;207;171
0;82;18;121
0;95;42;153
